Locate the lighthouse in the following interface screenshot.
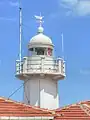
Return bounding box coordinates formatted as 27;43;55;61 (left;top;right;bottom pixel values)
15;15;65;109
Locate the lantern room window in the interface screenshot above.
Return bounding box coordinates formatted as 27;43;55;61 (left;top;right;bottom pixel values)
30;48;33;51
47;48;52;56
29;47;53;56
35;48;44;55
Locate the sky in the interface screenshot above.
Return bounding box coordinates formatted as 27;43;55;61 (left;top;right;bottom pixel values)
0;0;90;107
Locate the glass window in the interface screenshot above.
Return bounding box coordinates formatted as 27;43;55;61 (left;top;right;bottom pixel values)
30;48;33;51
48;48;52;56
35;48;44;55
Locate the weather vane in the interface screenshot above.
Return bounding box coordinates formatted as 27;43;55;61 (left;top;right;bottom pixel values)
34;13;44;27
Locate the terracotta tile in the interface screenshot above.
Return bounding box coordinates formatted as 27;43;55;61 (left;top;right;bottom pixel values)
0;97;90;119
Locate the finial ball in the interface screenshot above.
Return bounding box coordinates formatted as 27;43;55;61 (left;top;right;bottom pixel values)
38;26;44;33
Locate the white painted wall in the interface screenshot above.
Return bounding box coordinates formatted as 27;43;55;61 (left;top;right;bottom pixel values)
21;56;65;109
24;77;59;109
21;56;65;74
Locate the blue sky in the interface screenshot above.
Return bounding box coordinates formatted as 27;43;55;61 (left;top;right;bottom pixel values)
0;0;90;107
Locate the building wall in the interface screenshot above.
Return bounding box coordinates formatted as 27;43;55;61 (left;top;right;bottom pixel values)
25;56;58;73
24;77;59;109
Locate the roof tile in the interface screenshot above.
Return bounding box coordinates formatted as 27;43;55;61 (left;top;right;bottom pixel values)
55;101;90;120
0;97;54;117
0;97;90;119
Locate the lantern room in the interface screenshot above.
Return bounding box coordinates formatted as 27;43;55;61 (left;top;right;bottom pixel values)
28;26;54;56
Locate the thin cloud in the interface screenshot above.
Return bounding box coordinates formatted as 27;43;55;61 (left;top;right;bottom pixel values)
61;0;78;7
0;1;19;7
80;69;90;75
0;17;16;22
59;0;90;16
9;1;19;7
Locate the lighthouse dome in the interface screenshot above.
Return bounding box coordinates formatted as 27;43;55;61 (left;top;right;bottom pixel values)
28;27;53;49
30;32;52;45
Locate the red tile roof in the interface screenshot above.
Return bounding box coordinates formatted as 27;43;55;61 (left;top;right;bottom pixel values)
0;97;90;119
0;97;54;117
55;101;90;120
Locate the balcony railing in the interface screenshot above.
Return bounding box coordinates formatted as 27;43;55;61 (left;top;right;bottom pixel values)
15;56;65;76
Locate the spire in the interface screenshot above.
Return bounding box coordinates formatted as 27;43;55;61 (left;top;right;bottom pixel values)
34;13;44;33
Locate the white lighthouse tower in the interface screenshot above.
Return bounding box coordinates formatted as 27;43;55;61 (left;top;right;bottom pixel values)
15;15;65;109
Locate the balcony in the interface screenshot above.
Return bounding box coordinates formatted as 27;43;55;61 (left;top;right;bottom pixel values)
15;56;65;80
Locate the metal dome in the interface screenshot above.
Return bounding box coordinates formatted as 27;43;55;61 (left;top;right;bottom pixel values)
30;33;52;45
28;27;54;49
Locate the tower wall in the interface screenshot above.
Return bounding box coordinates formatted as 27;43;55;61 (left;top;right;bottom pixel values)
24;77;59;109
